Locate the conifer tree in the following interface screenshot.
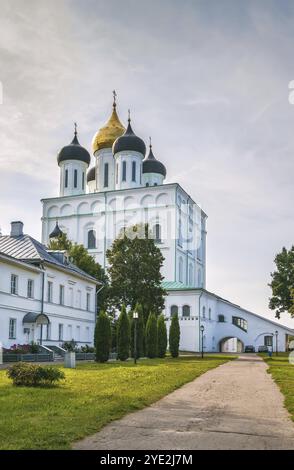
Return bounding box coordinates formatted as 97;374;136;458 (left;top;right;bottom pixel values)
95;311;112;362
145;312;158;358
117;304;130;361
169;313;180;358
157;314;167;358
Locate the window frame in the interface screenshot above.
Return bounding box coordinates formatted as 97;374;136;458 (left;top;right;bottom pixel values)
87;229;96;249
58;323;63;341
27;279;34;298
74;169;78;188
86;292;91;311
104;162;109;187
47;281;53;303
232;316;248;332
132;161;136;182
10;274;18;295
59;285;65;305
170;305;178;317
182;305;190;317
122;161;127;182
9;318;17;339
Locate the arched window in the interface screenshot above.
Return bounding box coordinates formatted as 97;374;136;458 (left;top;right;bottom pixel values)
153;223;161;243
74;169;78;188
104;163;109;187
208;308;211;320
146;182;149;187
87;229;96;249
178;217;183;247
170;305;178;317
122;161;127;182
198;269;202;287
188;263;193;286
202;306;206;319
65;169;68;188
82;172;85;190
218;314;225;323
182;305;190;317
179;257;183;283
116;163;118;184
132;161;136;182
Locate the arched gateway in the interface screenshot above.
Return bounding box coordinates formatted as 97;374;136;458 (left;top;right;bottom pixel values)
219;337;244;353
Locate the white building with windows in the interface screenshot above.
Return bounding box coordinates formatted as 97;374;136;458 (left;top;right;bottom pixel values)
40;95;293;353
0;221;98;350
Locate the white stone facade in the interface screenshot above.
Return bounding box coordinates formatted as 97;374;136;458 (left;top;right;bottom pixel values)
42;183;207;288
0;251;97;350
164;286;293;353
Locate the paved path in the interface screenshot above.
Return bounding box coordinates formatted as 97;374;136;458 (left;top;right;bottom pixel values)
73;355;294;450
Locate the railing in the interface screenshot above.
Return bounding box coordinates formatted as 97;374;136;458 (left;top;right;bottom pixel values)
3;353;53;363
75;353;95;361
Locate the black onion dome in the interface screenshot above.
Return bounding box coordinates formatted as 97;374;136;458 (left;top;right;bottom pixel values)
87;166;96;183
112;119;146;156
49;221;63;239
143;145;166;177
57;129;90;166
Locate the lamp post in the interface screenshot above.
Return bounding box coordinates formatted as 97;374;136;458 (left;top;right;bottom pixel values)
133;311;138;364
275;330;278;356
200;325;205;359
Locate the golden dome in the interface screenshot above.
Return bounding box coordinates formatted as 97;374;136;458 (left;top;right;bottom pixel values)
92;103;125;153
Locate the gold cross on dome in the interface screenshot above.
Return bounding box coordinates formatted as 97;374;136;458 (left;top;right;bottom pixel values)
113;90;117;106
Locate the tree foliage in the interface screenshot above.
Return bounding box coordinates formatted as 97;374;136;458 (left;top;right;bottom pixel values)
157;314;167;358
117;304;130;361
145;312;158;358
94;311;112;363
269;246;294;318
106;224;166;322
48;233;110;313
130;303;145;359
169;313;180;358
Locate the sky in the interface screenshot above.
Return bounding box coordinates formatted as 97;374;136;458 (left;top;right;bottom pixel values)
1;0;294;327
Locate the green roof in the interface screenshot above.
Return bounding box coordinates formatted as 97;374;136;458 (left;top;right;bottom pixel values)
162;281;196;291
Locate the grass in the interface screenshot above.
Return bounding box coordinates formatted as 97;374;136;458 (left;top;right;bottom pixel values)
260;352;294;422
0;354;234;450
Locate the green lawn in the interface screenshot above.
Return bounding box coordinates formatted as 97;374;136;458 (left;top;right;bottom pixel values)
261;352;294;422
0;355;233;450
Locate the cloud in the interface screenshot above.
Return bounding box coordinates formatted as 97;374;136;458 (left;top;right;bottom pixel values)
0;0;294;326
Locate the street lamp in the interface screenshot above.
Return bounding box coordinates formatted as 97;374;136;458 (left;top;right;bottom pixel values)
200;325;205;359
133;311;139;364
275;330;278;356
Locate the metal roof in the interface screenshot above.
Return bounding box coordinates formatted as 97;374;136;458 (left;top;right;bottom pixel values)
23;312;50;324
0;234;97;283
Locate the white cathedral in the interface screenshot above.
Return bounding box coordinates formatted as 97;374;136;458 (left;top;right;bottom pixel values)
40;94;293;353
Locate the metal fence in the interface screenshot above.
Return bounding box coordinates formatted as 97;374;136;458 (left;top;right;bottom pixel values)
3;353;53;363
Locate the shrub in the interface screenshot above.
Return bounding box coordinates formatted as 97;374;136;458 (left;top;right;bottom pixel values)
169;313;180;358
145;312;158;358
95;311;112;362
62;340;77;352
80;345;95;353
157;314;167;358
130;303;145;359
30;342;39;354
7;363;65;387
117;304;130;361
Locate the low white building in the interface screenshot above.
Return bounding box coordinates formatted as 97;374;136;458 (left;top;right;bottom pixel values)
163;282;293;353
0;221;99;350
